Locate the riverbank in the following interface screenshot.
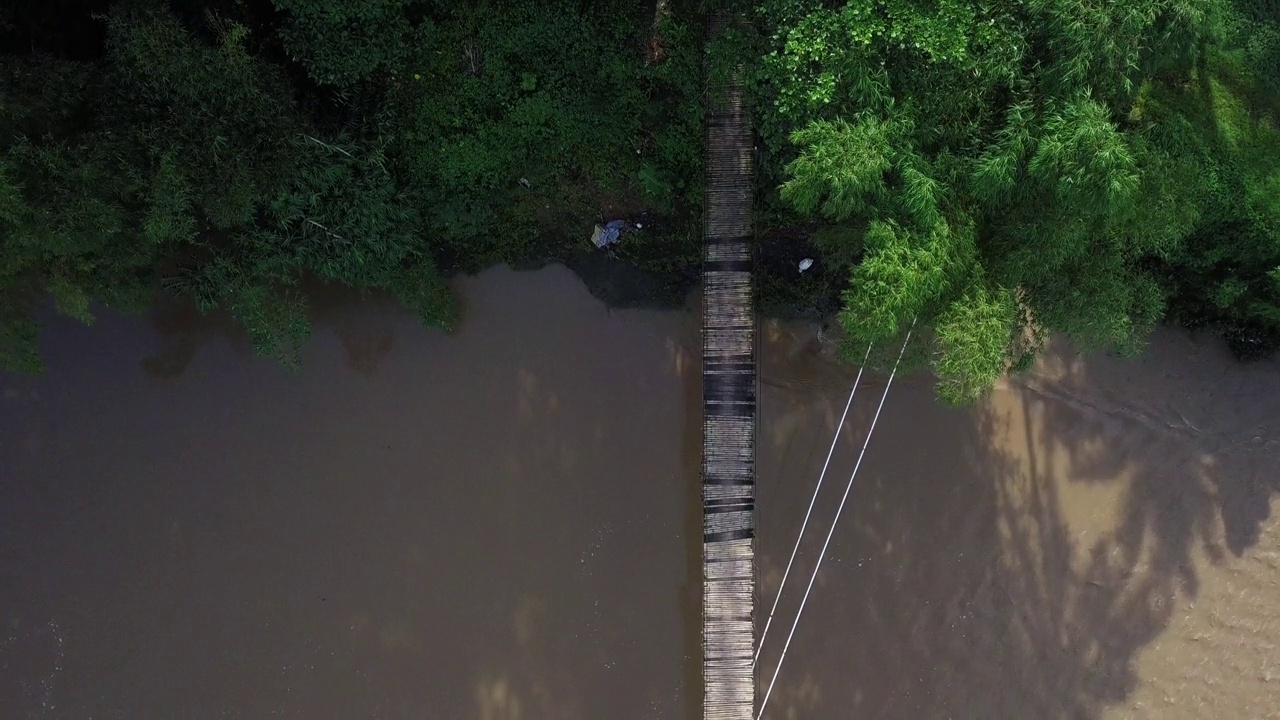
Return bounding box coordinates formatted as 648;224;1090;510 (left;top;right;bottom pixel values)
439;214;846;319
452;224;1276;372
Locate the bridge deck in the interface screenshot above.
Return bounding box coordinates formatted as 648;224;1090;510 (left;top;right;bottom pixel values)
701;11;755;720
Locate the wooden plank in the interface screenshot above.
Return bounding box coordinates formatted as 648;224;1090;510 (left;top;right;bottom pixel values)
702;10;756;720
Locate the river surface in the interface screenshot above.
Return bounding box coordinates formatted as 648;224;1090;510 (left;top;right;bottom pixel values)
2;265;1277;719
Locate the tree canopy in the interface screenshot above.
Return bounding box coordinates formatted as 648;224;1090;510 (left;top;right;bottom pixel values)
1;0;1277;398
751;0;1280;402
1;0;706;370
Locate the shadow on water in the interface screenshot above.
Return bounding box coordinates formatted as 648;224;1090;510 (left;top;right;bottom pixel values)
140;282;412;380
754;326;1280;718
137;250;700;382
140;297;250;378
1018;332;1280;570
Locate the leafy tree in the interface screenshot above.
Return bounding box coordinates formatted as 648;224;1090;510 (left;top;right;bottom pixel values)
3;0;703;372
270;0;418;88
385;0;655;267
13;0;1272;388
752;0;1276;403
101;2;304;233
104;3;457;364
1;54;145;370
166;131;456;364
1142;35;1280;359
1;1;462;370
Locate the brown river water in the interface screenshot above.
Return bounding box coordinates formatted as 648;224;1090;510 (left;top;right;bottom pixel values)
1;265;1277;719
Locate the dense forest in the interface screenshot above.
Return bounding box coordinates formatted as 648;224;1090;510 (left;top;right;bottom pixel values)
2;0;1278;403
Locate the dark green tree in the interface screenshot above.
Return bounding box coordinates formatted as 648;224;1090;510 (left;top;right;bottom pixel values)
1;54;145;371
1148;1;1280;358
104;3;456;364
1;1;462;370
270;0;418;88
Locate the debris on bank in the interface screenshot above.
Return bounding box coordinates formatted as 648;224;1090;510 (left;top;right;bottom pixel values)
591;219;630;249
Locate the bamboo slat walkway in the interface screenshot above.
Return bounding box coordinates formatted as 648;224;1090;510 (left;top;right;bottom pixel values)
701;11;755;720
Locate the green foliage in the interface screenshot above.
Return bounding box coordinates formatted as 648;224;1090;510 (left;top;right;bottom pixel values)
271;0;417;87
265;133;458;327
2;0;707;372
637;163;677;211
811;222;868;269
0;308;40;373
98;1;346;363
0;1;468;371
932;283;1018;405
754;0;1280;401
222;278;314;370
1137;38;1280;358
1026;95;1141;214
103;2;304;230
781;116;895;221
162;129;458;363
386;0;663;267
639;13;706;214
836;218;973;340
7;0;1277;386
0;54;142;367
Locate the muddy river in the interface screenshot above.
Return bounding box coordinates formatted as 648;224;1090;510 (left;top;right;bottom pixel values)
2;265;1277;719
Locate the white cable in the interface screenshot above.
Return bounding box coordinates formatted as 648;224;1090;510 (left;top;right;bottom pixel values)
756;317;916;720
752;341;874;671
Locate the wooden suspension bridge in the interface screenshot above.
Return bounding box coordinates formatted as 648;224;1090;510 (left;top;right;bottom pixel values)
701;11;756;720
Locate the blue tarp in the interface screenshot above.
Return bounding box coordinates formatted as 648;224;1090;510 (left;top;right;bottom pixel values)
591;220;628;248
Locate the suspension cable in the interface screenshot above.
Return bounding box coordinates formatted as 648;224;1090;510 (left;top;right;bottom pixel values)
756;317;917;720
752;341;874;671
